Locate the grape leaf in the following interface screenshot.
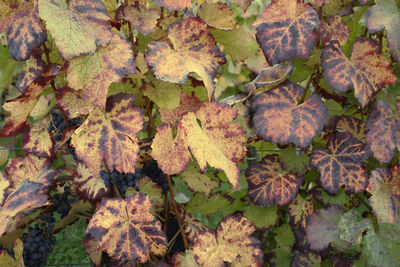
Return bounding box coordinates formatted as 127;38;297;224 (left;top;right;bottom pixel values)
242;203;278;229
179;163;219;196
336;115;366;142
38;0;113;59
317;16;350;45
0;46;18;90
192;216;263;267
0;173;11;206
291;250;321;267
73;162;109;200
82;236;102;267
198;2;236;30
116;4;160;36
146;17;226;101
143;80;181;109
366;100;398;164
86;193;167;262
0;0;30;32
15;55;45;92
66;34;135;108
321;39;397;107
159;91;202;125
254;0;320;65
367;168;400;223
153;0;191;11
246;155;303;207
252;80;328;148
173;249;199;267
71;94;144;176
311;132;370;195
135;176;163;212
365;0;400;61
180;207;212;243
280;146;310;175
289;194;314;229
185;193;230;215
56;86;93;118
22;116;53;158
0;239;23;266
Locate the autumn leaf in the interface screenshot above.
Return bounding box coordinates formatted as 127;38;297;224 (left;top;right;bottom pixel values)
71;94;144;176
146;17;226;100
38;0;113;59
73;162;109;200
180;208;212;243
192;216;263;267
16;55;45;92
246;155;303;207
365;0;400;61
173;249;199;267
321;39;396;107
291;251;321;267
317;16;350;45
143;80;181;109
366;100;398;164
116;3;160;36
0;238;23;266
66;34;135;108
56;86;94;118
336;115;366;142
311;132;370;195
179;163;219;196
86;193;167;262
254;0;320;65
22;116;53;158
252;80;328;148
0;173;11;206
288;194;314;229
198;2;236;30
159;91;202;125
367;168;400;224
82;236;102;267
135;176;163;211
153;0;191;11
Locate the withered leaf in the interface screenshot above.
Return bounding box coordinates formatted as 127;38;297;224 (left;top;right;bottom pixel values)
73;162;109;200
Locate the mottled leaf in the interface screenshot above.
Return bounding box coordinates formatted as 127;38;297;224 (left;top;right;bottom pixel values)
22;116;53;158
322;39;396;107
173;249;199;267
291;250;321;267
198;2;236;30
82;236;102;267
289;194;314;229
71;94;144;175
16;55;45;92
254;0;319;64
86;193;167;262
153;0;191;11
192;216;263;267
367;168;400;223
252;80;328;148
56;86;93;119
66;34;135;108
73;162;109;200
179;163;219;196
159;91;202;125
336;210;371;249
135;176;163;212
143;80;181;109
0;173;11;206
336;115;366;142
311;132;370;195
242;203;278;229
52;200;93;233
366;100;398;164
366;0;400;61
181;208;212;243
0;238;23;266
116;4;160;36
317;16;350;45
7;8;46;61
38;0;113;59
146;17;226;100
246;155;304;207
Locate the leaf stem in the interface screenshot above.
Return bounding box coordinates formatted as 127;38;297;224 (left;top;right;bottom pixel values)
299;73;314;104
42;42;58;92
355;194;372;211
127;22;137;55
145;98;155;137
166;174;189;249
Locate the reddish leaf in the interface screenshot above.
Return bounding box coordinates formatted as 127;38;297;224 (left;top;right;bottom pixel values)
22;117;53;158
71;94;144;176
0;173;11;206
246;155;304;207
192;216;263;267
146;17;226;100
56;86;93;119
0;1;31;32
336;115;366;142
317;16;350;45
7;8;46;61
366;0;400;61
15;55;45;92
159;91;202;125
82;236;102;267
311;132;370;195
116;4;160;36
153;0;191;11
252;80;328;148
73;162;109;200
366;100;398;164
180;208;212;243
322;39;396;107
198;2;236;30
254;0;319;64
86;193;167;262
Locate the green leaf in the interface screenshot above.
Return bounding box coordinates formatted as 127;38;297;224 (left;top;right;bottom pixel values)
280;146;310;175
143;80;181;109
242;203;277;228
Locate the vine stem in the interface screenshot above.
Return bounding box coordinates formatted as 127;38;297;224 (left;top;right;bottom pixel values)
299;73;314;104
163;195;169;234
166;174;189;249
145;98;155;137
127;22;137;55
41;42;57;92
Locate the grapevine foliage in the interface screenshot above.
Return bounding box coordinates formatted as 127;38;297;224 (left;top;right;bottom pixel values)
0;0;399;266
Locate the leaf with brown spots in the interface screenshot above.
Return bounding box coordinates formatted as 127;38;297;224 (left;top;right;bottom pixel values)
0;0;30;32
173;250;199;267
15;55;45;92
181;208;212;243
116;3;160;36
366;0;400;61
66;34;135;109
7;7;46;61
366;100;399;164
252;80;328;148
321;39;397;107
192;215;263;267
71;94;143;176
22;116;53;158
0;173;11;206
38;0;113;59
56;86;94;119
0;72;57;137
317;16;350;45
288;194;314;229
73;162;109;200
146;17;226;101
0;238;24;266
336;115;366;142
0;179;51;236
367;168;400;223
198;2;236;30
135;176;163;212
179;163;219;196
254;0;320;65
86;193;167;262
291;251;321;267
82;236;102;267
153;0;191;11
159;91;202;125
311;132;370;195
246;155;303;207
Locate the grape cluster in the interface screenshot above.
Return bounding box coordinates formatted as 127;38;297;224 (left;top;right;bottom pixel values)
141;160;170;193
48;109;81;141
100;170;138;197
50;186;77;218
166;217;185;256
22;213;56;267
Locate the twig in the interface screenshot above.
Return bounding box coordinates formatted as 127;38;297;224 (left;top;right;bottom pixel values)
163;196;169;235
127;22;137;55
299;73;314;103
